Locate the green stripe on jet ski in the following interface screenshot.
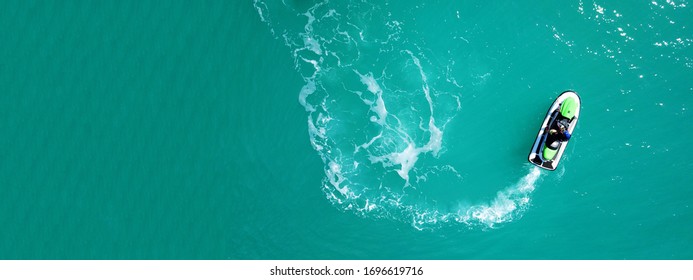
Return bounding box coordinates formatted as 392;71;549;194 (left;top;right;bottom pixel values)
543;146;558;160
560;97;578;119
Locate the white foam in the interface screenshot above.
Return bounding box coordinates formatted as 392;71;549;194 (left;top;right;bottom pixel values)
424;119;443;156
326;161;349;196
355;133;383;153
596;5;605;14
352;50;446;184
298;79;316;112
392;143;419;181
354;71;388;125
255;0;546;231
303;37;323;55
253;0;266;22
457;167;542;227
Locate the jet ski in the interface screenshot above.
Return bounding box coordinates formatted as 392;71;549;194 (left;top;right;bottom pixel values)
528;90;581;171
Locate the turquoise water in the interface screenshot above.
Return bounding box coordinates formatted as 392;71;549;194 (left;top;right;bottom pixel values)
0;0;691;259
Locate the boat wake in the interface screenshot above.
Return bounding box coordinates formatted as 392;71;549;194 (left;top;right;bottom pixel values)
254;0;543;230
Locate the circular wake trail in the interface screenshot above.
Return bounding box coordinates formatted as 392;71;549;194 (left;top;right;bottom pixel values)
253;0;544;230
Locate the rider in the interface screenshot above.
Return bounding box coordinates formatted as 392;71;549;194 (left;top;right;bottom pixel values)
547;124;571;148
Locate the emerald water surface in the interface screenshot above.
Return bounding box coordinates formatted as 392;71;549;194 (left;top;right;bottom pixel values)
0;0;691;259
